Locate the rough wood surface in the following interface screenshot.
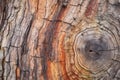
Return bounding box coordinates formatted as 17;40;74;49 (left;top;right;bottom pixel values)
0;0;120;80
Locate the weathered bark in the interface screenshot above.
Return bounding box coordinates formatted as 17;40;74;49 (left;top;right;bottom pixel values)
0;0;120;80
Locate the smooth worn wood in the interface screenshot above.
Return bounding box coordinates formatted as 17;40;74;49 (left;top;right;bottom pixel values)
0;0;120;80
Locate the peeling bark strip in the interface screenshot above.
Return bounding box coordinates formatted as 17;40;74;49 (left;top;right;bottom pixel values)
0;0;120;80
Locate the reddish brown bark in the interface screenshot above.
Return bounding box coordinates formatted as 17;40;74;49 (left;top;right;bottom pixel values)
0;0;120;80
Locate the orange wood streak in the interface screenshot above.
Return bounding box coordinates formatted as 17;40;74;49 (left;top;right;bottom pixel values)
85;0;98;18
59;33;70;80
52;5;71;80
47;60;52;80
46;2;69;80
54;5;70;80
16;67;20;80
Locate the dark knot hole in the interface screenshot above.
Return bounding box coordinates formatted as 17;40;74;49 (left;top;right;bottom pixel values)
89;49;93;52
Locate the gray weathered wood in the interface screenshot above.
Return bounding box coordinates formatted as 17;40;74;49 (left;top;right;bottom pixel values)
0;0;120;80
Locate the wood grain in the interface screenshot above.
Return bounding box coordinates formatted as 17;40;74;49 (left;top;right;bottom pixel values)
0;0;120;80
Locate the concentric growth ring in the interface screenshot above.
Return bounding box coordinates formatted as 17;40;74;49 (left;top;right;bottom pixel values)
64;21;119;79
74;27;117;74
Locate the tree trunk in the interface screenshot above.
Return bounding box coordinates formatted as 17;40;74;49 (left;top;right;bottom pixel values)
0;0;120;80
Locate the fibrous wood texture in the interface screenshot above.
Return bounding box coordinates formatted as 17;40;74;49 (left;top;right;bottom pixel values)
0;0;120;80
